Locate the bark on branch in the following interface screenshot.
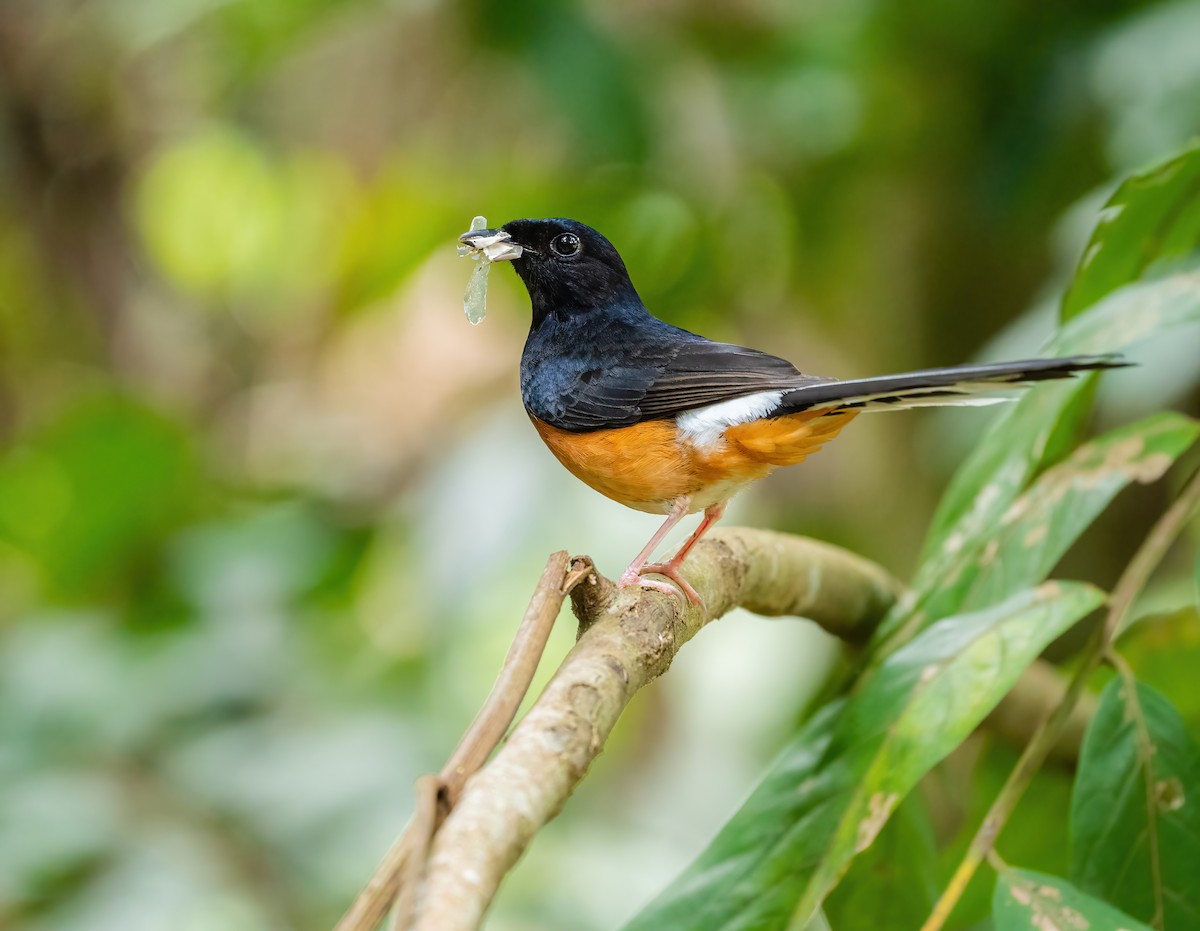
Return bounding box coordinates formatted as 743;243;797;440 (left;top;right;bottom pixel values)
339;526;1091;931
410;527;900;930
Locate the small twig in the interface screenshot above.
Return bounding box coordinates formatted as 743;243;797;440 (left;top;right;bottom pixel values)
439;551;575;808
336;826;413;931
1107;650;1165;929
389;777;439;931
920;468;1200;931
336;551;577;931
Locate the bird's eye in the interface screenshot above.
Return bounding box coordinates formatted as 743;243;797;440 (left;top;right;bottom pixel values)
550;233;581;258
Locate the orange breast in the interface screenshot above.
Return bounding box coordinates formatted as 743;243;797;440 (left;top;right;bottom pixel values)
530;409;856;514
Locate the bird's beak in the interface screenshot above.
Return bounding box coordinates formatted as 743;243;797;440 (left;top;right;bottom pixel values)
458;227;524;262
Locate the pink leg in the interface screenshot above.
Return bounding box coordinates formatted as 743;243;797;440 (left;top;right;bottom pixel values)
638;502;727;606
617;497;691;596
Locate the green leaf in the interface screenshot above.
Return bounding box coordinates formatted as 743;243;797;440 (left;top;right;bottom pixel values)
822;793;939;930
900;270;1200;661
913;382;1087;592
1062;143;1200;321
799;912;830;931
135;125;347;304
935;739;1077;929
0;395;196;599
624;699;845;931
879;410;1198;650
1070;677;1200;929
1115;607;1200;733
993;869;1154;931
624;583;1104;931
916;265;1200;590
1049;265;1200;357
922;412;1199;622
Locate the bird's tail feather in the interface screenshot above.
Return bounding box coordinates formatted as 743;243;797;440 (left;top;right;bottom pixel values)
778;355;1128;415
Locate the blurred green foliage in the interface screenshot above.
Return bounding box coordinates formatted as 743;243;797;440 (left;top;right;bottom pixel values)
1;1;1198;929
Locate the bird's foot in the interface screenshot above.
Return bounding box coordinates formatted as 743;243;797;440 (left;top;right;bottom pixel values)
618;561;703;608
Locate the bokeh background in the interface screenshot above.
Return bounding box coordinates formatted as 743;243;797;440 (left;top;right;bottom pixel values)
2;1;1199;929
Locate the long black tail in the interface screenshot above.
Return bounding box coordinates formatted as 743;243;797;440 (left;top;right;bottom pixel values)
779;355;1128;414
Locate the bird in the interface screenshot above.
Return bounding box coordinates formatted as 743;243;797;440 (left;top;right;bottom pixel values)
458;217;1125;606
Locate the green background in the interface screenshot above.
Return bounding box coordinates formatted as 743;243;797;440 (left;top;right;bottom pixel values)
1;1;1198;929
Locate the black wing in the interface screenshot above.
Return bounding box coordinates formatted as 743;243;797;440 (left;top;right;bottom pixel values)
530;336;830;432
636;341;828;418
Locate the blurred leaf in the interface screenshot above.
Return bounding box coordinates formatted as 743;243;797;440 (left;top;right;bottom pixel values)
466;0;648;161
611;192;700;296
210;0;370;82
993;869;1154;931
1115;607;1200;732
625;583;1104;931
822;792;939;930
335;159;463;310
137;127;283;295
1070;677;1200;929
135;126;349;306
1062;143;1200;321
804;911;831;931
0;396;195;600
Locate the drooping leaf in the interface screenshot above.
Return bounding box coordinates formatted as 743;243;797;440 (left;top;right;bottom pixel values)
1062;143;1200;321
1070;677;1200;929
921;411;1198;623
993;869;1154;931
896;271;1200;653
878;410;1198;650
624;583;1104;931
915;264;1200;593
915;382;1085;585
1049;265;1200;357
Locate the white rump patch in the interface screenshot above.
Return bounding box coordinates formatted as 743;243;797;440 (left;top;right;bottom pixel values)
676;390;784;449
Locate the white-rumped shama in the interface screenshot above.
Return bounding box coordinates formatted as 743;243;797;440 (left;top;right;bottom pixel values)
459;218;1124;605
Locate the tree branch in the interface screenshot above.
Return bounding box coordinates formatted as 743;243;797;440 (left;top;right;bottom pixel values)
340;526;1103;931
337;551;578;931
409;527;901;930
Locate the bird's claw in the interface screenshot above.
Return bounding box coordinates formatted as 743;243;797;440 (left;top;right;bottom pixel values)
618;562;704;608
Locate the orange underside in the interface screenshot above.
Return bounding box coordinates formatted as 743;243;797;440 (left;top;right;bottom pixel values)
531;409;857;514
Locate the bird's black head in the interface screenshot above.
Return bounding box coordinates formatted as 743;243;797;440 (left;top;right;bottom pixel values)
465;218;640;324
